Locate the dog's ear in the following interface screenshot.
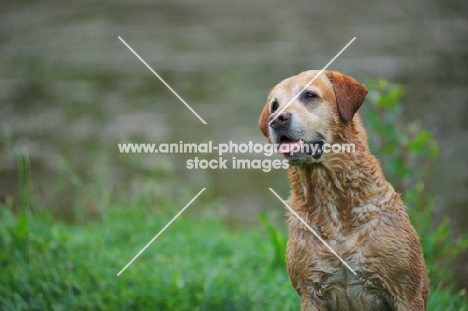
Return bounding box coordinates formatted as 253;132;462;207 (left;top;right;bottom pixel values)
326;71;368;121
258;100;271;138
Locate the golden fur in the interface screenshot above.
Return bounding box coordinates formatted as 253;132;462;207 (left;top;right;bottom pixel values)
259;70;429;310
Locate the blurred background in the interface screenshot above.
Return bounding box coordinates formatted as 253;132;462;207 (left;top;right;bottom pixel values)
1;0;468;305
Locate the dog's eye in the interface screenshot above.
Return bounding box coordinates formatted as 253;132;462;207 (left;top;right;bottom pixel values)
271;101;279;112
304;92;318;100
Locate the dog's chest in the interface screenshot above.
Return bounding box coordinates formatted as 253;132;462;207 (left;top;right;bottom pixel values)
286;217;391;310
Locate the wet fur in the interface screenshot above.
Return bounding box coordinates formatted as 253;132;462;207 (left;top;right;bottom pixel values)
259;70;429;310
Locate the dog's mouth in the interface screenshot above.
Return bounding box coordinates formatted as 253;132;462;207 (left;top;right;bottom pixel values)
277;136;302;154
277;136;325;159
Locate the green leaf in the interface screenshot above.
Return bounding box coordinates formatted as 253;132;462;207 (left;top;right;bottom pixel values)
14;213;28;241
408;130;433;151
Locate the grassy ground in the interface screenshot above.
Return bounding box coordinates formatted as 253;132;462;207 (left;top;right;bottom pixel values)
0;182;300;311
1;180;467;310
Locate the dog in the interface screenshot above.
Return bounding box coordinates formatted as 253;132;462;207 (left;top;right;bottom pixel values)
258;70;429;311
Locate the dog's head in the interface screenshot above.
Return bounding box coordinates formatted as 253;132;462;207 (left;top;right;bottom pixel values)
258;70;367;165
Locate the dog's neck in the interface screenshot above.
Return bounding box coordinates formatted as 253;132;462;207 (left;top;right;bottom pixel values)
287;124;398;236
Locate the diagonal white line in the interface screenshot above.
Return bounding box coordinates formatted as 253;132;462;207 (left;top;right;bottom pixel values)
117;188;206;276
268;188;357;275
269;37;356;125
118;36;207;125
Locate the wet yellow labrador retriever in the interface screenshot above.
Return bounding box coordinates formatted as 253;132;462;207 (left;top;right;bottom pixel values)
258;70;429;311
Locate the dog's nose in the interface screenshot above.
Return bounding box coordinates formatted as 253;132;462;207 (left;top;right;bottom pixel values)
269;111;291;128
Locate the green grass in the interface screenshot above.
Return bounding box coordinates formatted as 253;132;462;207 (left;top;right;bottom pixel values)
0;190;299;310
1;184;467;310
